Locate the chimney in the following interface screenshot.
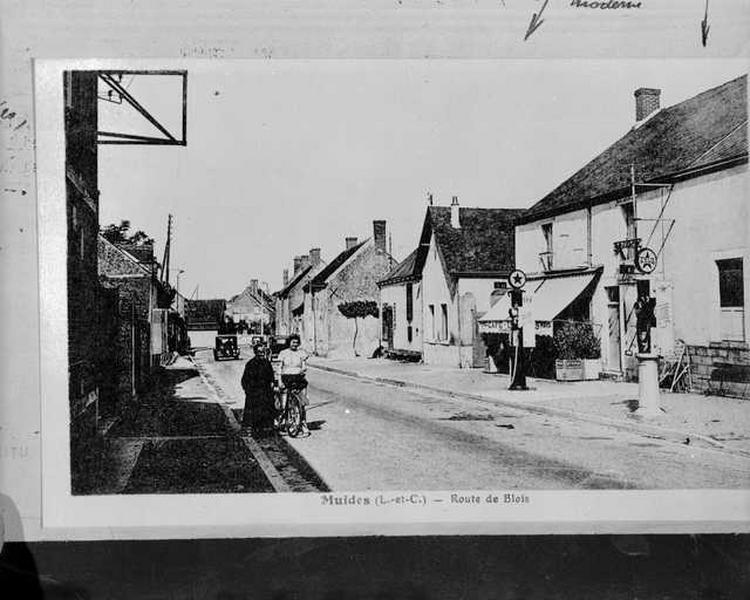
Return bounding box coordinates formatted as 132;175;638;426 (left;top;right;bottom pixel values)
451;196;461;229
249;279;258;293
300;255;311;270
373;220;386;253
293;255;302;274
309;247;321;266
634;88;660;122
282;269;289;286
345;236;358;250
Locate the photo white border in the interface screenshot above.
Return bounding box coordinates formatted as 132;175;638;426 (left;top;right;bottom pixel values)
37;58;750;537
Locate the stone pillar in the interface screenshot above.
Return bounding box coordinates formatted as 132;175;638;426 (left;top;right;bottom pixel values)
635;353;661;417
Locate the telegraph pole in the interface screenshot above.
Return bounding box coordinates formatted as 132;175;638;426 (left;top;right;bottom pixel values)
161;213;172;285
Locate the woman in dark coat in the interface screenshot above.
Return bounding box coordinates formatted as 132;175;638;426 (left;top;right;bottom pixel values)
240;343;276;434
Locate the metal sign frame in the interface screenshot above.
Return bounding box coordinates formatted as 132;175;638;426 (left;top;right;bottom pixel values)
97;70;187;146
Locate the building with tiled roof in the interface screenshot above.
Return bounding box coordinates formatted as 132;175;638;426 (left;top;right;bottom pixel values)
302;221;395;357
377;249;422;360
273;249;324;337
414;198;524;368
225;279;276;335
521;75;747;224
511;74;748;392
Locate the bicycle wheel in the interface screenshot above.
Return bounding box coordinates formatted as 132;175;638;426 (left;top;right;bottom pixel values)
286;391;303;438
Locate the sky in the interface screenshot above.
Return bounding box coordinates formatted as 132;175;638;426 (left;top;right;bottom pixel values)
97;59;748;299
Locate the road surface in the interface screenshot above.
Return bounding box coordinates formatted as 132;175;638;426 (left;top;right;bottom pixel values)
203;351;750;491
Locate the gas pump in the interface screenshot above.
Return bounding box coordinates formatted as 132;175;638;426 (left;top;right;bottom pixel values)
508;289;528;391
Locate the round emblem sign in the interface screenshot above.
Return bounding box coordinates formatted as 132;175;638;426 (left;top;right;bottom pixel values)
635;247;657;274
508;269;527;289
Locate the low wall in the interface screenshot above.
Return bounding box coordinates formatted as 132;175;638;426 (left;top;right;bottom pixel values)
687;342;750;399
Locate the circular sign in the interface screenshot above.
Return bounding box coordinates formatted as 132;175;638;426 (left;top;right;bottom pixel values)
635;247;657;274
508;269;527;289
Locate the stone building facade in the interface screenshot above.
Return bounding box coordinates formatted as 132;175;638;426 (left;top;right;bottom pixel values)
98;236;159;411
303;221;394;357
225;279;276;334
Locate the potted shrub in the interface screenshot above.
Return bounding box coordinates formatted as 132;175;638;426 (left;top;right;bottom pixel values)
553;322;602;381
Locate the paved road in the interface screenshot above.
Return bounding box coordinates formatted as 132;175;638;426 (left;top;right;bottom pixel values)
206;352;750;491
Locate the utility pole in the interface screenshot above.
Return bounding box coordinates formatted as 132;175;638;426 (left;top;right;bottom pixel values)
161;213;172;285
630;164;638;242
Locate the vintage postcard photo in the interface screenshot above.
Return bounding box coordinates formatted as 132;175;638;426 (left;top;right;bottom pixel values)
36;58;749;531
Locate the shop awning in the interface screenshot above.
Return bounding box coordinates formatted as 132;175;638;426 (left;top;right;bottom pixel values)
478;271;596;330
530;272;596;322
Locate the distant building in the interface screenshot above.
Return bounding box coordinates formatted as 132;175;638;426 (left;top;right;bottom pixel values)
377;249;423;361
274;249;325;337
185;298;227;331
303;221;394;357
512;75;748;393
417;199;523;368
225;279;276;334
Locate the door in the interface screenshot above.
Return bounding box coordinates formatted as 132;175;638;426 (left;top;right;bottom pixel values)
606;286;621;372
382;304;394;350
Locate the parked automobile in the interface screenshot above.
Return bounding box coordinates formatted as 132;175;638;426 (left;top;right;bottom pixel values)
250;334;268;347
213;334;241;361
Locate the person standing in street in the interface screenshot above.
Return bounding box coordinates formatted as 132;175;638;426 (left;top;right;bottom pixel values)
277;334;310;436
240;343;275;436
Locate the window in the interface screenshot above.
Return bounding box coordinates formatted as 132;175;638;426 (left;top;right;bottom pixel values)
406;283;413;322
440;303;448;342
541;223;553;270
717;258;745;341
429;304;435;340
407;325;413;343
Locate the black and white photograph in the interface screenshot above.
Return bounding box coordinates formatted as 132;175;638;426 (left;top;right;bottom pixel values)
39;57;749;507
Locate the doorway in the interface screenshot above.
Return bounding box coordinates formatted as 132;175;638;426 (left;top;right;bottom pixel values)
605;286;621;372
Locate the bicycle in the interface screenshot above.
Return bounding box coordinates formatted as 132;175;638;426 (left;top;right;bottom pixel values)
274;384;306;438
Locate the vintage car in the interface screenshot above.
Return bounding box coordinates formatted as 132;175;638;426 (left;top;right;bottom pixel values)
268;335;290;361
213;334;241;361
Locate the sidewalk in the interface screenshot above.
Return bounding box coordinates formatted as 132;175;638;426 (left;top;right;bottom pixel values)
308;357;750;457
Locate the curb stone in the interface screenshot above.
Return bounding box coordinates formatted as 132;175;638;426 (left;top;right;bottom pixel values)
189;354;330;492
310;363;750;461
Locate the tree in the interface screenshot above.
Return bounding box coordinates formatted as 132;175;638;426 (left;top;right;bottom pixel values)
101;220;153;246
337;300;379;356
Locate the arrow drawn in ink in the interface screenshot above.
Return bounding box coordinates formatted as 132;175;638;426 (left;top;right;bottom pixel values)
524;0;549;41
701;0;710;47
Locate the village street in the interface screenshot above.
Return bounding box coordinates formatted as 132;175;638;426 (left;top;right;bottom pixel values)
90;343;750;496
196;349;750;492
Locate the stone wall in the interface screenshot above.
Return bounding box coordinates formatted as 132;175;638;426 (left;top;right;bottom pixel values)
314;242;394;357
687;342;750;399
